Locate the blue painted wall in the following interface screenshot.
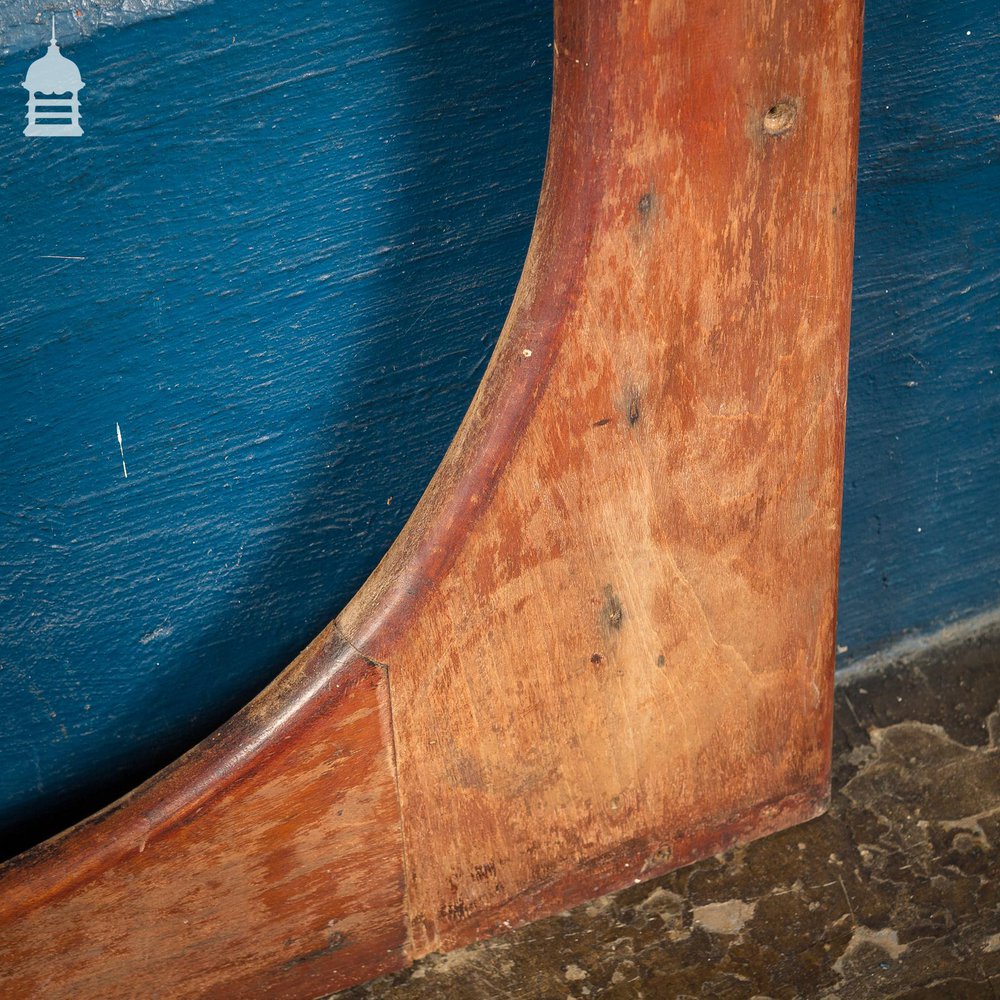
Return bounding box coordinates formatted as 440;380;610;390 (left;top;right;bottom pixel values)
839;0;999;660
0;0;552;856
0;0;996;858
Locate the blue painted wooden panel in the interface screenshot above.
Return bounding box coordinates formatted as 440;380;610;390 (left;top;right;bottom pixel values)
840;0;999;660
0;0;997;858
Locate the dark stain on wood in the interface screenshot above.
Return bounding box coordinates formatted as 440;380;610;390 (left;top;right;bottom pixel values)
602;586;625;633
283;925;349;972
626;391;641;427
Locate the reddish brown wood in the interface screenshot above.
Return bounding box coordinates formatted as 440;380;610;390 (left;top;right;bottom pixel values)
341;0;864;956
0;1;863;996
0;630;407;997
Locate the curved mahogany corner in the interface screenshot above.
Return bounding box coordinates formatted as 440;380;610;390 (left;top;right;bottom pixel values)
0;2;864;998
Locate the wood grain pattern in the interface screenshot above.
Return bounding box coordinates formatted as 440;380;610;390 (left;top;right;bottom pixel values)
0;0;863;995
4;0;995;865
339;0;864;956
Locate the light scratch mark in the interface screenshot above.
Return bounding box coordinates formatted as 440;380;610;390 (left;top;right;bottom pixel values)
38;255;85;261
838;875;856;924
116;422;128;479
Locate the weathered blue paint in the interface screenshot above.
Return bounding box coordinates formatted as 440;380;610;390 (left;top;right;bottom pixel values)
0;0;551;856
841;0;999;660
0;0;996;857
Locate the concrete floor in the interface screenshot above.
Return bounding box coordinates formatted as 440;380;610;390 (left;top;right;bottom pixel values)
332;621;1000;999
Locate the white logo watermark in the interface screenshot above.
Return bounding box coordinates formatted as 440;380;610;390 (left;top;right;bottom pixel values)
22;15;85;137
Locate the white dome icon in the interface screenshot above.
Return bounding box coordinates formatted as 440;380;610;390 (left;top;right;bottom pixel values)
22;16;85;137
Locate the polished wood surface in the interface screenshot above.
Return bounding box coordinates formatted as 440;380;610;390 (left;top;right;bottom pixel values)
0;1;863;995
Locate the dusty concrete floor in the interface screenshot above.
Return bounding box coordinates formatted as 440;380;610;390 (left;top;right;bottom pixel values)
333;623;1000;999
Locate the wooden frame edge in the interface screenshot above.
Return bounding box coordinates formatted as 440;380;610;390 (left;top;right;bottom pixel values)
0;1;864;996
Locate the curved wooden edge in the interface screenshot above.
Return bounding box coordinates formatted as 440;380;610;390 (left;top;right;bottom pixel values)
0;626;408;997
0;1;865;996
0;622;348;914
338;4;609;652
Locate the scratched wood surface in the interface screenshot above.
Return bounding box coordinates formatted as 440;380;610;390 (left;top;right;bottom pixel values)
332;623;1000;1000
0;0;862;995
339;0;864;958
